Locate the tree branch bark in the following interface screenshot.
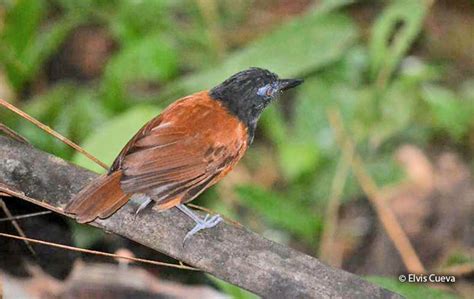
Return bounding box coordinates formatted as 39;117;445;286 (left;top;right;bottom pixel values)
0;136;401;298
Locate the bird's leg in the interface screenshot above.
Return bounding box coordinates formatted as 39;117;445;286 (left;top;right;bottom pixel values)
130;194;153;216
135;198;152;215
176;204;222;243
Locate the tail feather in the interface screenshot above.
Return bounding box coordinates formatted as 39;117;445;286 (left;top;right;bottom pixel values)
65;171;130;223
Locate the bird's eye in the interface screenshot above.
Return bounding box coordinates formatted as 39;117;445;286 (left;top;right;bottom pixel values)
257;84;273;98
266;87;273;96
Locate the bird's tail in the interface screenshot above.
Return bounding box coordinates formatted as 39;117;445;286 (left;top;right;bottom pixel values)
64;171;130;223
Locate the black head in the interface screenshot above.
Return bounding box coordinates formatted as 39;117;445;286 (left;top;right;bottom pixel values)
209;67;303;142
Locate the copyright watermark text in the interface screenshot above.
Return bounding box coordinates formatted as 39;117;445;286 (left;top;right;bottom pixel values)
399;274;456;283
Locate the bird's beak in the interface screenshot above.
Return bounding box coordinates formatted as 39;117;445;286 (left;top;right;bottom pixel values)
278;78;304;91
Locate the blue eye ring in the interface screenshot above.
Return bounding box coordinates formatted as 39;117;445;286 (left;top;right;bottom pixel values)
257;82;277;98
257;85;270;97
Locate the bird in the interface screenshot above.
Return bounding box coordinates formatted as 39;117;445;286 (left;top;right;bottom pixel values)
65;67;303;242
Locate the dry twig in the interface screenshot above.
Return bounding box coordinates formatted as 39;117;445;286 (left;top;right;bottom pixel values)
0;211;52;222
0;199;37;257
0;98;108;170
319;139;353;266
0;123;28;143
327;107;426;274
0;232;198;271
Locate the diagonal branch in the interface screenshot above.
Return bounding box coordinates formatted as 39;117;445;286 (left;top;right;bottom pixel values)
0;136;401;298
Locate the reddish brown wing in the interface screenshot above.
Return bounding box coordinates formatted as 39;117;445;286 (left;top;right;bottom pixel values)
111;91;249;210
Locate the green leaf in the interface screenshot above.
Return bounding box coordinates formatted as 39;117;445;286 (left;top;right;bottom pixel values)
236;185;320;241
1;0;44;89
22;15;81;81
208;276;258;299
0;0;80;90
444;250;473;267
292;46;369;144
321;45;369;87
70;221;106;249
102;34;178;111
109;0;172;43
22;83;76;122
293;76;359;153
16;83;105;160
422;84;473;139
370;0;429;86
107;34;178;82
259;104;288;145
54;0;98;13
73;105;162;173
1;0;44;54
293;78;334;144
367;277;458;299
55;91;108;143
165;10;358;97
367;80;417;147
278;140;320;181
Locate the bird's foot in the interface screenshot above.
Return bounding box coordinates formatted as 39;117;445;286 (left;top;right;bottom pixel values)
183;213;222;243
176;204;222;244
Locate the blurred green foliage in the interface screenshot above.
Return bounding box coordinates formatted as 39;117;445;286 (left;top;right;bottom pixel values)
0;0;81;90
168;9;358;94
208;276;259;299
1;0;472;297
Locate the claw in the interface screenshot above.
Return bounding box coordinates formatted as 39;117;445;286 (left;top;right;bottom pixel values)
131;194;152;218
183;214;222;244
176;204;223;245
